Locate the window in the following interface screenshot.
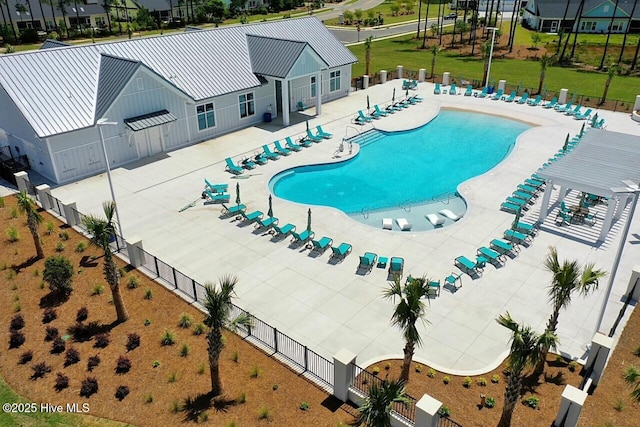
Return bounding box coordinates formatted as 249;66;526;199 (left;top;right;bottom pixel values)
609;21;624;32
196;103;215;130
330;70;341;92
239;93;255;119
136;78;144;91
580;21;597;32
310;76;317;98
95;16;105;28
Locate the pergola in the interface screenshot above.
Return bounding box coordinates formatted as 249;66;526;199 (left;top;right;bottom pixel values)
536;129;640;241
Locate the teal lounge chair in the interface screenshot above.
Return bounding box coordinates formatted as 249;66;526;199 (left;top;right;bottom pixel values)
311;236;333;253
305;129;323;142
455;255;485;276
464;85;473;96
273;223;295;238
476;87;488;98
504;229;532;245
542;97;557;109
528;95;542;106
204;189;230;204
330;242;352;259
517;184;538;195
501;201;524;214
504;91;517;102
434;83;441;95
555;101;573;113
294;135;313;148
240;210;263;224
221;203;246;216
256;216;278;231
575;108;593;120
373;105;389;117
505;197;529;208
513;221;537;236
262;145;280;160
565;104;582;116
513;191;535;203
297;101;308;111
316;125;333;139
593;118;605;128
444;272;462;288
253;152;268;165
292;229;314;244
409;94;423;102
490;238;519;255
449;83;457;95
273;141;291;156
517;92;530;104
204;179;227;193
385;103;400;113
492;89;504;100
525;178;544;188
225;157;243;175
241;157;257;169
477;246;505;266
285;136;303;151
359;252;377;272
389;257;404;276
357;110;374;123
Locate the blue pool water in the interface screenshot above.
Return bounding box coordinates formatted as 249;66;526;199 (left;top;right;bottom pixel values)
270;111;530;215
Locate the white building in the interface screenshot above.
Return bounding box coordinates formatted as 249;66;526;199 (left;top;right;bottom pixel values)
0;17;356;184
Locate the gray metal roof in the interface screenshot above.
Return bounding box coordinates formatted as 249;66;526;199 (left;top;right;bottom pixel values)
124;110;177;131
247;35;322;79
40;40;71;50
134;0;172;11
537;129;640;198
95;55;141;120
0;17;356;138
526;0;640;19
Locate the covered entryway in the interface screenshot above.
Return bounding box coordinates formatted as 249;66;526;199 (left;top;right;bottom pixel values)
536;129;640;242
124;110;177;159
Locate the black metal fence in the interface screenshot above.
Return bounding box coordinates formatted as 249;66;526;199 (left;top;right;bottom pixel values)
439;415;465;427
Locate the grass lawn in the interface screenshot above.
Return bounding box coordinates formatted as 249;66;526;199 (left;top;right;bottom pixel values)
349;34;640;104
324;0;453;26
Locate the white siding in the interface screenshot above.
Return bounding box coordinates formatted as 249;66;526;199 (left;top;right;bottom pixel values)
288;48;325;79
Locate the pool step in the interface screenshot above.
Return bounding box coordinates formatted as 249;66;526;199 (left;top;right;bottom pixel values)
353;130;385;148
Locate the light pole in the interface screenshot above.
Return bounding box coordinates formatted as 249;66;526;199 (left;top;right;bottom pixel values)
594;180;640;335
97;118;124;239
485;26;498;89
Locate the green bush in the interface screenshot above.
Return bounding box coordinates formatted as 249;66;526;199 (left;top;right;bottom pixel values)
522;396;540;409
491;374;500;383
179;343;190;357
485;396;496;408
55;242;65;252
438;405;451;417
6;227;19;242
75;241;87;252
161;329;176;346
178;313;193;328
443;376;450;384
193;322;205;335
144;289;153;300
127;276;140;289
43;255;74;294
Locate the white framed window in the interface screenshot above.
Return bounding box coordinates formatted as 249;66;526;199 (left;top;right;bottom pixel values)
329;70;341;92
609;21;624;32
580;21;597;32
136;77;144;91
311;76;317;98
197;102;215;131
239;92;255;119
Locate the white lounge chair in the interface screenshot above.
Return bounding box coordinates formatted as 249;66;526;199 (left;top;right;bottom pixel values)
382;218;393;230
396;218;412;231
426;214;444;227
439;209;461;221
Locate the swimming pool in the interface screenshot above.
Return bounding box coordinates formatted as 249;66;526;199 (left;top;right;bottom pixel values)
270;111;530;224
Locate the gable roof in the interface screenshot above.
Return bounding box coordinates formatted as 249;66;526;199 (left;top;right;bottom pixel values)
526;0;640;19
0;17;357;139
247;35;328;79
95;55;142;120
40;40;71;50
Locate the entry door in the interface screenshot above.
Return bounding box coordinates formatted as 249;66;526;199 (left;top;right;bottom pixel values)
134;131;149;158
147;127;162;155
550;21;558;33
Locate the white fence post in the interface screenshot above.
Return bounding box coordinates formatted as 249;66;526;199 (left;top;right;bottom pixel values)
418;68;426;82
126;237;144;268
13;171;29;193
584;332;613;386
333;349;357;402
61;201;79;227
363;75;370;89
498;79;506;92
625;266;640;302
415;394;442;427
397;65;403;79
559;88;569;104
380;70;387;84
442;72;450;86
35;184;51;210
553;385;588;427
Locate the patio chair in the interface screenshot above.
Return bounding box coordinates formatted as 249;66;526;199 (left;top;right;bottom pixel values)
297;100;308;111
373;105;389;118
584;212;597;226
504;229;532;245
240;210;263;224
503;91;517;102
476;87;488;98
273;223;296;238
444;272;462;288
555;211;573;226
358;252;377;273
221;203;246;216
273;140;291;156
477;246;506;266
555;100;573;113
305;129;324;142
357;110;374;123
427;280;441;300
528;95;542;106
565;104;582;116
203;189;230;204
491;89;504;100
449;83;457;95
285;136;303;151
517;184;539;195
434;82;441;95
455;255;485;276
225;157;244;175
316;125;333;139
517;92;530;104
311;236;333;253
256;216;278;231
389;257;404;276
292;229;314;244
241;157;257;169
253;152;269;165
490;238;519;255
385;103;401;113
262;145;280;160
330;242;352;259
542;97;557;109
204;179;228;193
464;85;473;96
574;108;593;120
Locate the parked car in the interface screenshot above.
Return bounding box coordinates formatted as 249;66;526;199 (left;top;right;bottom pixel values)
444;13;458;20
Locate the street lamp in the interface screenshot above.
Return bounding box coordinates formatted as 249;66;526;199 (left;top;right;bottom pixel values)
485;27;498;89
594;180;640;335
96;118;124;239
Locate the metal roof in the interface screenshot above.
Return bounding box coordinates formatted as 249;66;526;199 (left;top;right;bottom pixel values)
133;0;172;11
526;0;640;19
124;110;177;131
40;40;71;50
0;17;356;138
537;129;640;198
247;35;310;79
95;55;141;120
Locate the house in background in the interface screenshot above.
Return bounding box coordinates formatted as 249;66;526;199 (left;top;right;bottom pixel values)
523;0;640;34
0;17;356;185
2;0;109;33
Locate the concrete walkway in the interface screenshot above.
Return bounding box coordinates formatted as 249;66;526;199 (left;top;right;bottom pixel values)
12;81;640;376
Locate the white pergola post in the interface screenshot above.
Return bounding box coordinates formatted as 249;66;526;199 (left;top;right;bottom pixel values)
558;186;569;202
598;198;618;241
282;78;290;126
538;180;554;222
613;194;628;220
584;333;613;386
554;385;588;427
315;71;322;115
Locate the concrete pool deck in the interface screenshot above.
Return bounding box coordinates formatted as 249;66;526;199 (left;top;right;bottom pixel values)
9;80;640;376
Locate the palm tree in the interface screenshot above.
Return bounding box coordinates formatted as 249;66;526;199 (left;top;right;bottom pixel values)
624;366;640;402
415;0;421;38
203;275;252;396
430;44;441;79
42;0;58;33
82;201;128;323
357;378;409;427
599;0;622;70
35;0;46;32
2;0;18;41
15;2;27;24
497;312;558;427
537;54;552;95
383;275;430;383
364;36;372;76
534;247;605;375
618;0;638;64
101;0;112;33
420;0;430;49
16;191;44;259
56;0;70;38
599;63;619;106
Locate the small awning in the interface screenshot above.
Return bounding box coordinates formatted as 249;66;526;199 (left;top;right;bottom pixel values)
124;110;177;131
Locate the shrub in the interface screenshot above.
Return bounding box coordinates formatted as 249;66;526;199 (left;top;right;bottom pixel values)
478;377;487;386
427;368;436;378
522;396;540;409
231;351;239;363
75;241;87;252
46;221;55;235
68;321;97;342
299;401;310;411
179;343;190;357
45;326;59;341
272;383;279;391
197;364;205;375
614;399;624;412
6;226;19;242
92;284;104;296
168;372;177;383
438;405;451;417
54;372;69;391
13;302;20;312
193;322;205;335
178;313;193;328
126;276;139;289
59;231;70;241
250;365;260;378
42;307;57;324
0;195;3;207
64;347;81;366
161;329;175;346
568;361;579;372
171;401;181;413
87;355;101;371
80;377;99;397
463;376;472;387
384;362;392;370
372;366;380;375
152;360;160;368
115;356;131;374
10;314;25;331
10;207;17;218
258;407;271;420
198;412;208;422
18;350;33;364
145;394;153;403
55;242;65;252
415;364;423;373
485;396;496;408
76;307;89;322
51;336;66;354
115;385;130;401
32;362;52;379
126;333;140;351
9;331;25;348
633;345;640;357
94;333;110;348
237;392;246;404
144;289;153;299
491;374;500;383
43;255;74;294
443;376;450;384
